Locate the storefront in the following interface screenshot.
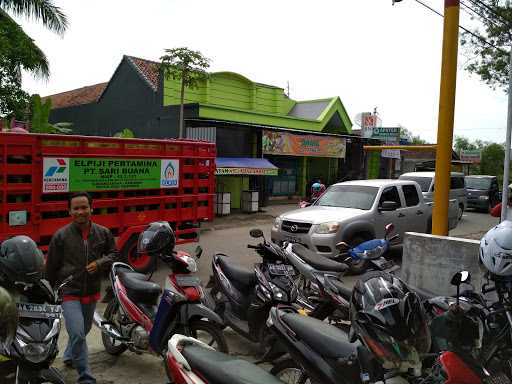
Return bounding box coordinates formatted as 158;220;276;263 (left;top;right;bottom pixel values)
261;129;347;199
215;157;278;209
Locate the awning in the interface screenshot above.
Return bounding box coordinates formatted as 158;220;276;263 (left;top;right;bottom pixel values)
216;157;278;176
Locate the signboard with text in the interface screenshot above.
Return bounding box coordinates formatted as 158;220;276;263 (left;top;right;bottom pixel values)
262;130;346;158
460;150;481;164
43;157;180;193
216;167;278;176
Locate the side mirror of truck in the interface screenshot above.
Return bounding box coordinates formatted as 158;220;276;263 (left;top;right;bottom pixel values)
379;201;400;212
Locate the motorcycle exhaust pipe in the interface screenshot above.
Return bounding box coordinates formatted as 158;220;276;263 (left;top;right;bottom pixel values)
93;311;125;340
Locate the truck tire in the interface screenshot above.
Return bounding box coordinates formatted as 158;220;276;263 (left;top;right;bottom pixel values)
121;235;155;274
348;234;372;275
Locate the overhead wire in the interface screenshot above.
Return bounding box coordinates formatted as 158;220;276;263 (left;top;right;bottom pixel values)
413;0;508;54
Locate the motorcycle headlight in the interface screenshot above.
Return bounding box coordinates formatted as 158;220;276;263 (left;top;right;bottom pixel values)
15;335;51;364
479;196;489;200
315;222;340;234
269;282;287;302
273;217;283;230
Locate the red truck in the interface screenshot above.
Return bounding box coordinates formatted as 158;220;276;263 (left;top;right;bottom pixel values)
0;132;215;272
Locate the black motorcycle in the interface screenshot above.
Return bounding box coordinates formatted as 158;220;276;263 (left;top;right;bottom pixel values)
0;274;76;384
209;228;298;349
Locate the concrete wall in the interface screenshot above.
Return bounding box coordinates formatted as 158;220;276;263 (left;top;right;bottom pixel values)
401;232;483;296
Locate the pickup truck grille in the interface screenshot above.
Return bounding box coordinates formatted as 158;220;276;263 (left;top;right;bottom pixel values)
281;220;312;234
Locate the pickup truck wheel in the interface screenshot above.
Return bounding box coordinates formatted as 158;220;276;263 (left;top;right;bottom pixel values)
458;204;464;221
122;235;155;274
348;235;371;275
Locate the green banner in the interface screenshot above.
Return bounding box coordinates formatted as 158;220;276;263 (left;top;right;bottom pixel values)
43;157;180;193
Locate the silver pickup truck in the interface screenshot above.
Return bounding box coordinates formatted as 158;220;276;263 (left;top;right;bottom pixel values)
271;179;458;263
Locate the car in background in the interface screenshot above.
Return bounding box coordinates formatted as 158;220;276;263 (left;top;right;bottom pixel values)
399;171;467;221
271;179;459;273
465;175;500;212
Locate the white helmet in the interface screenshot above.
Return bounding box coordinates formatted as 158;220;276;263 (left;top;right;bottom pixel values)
480;220;512;276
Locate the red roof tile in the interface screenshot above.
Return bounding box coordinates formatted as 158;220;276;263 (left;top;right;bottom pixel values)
43;82;108;109
126;56;160;91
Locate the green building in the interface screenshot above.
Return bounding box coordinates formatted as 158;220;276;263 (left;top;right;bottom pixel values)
166;71;365;209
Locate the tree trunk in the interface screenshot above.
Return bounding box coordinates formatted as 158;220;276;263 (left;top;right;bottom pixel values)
179;76;185;139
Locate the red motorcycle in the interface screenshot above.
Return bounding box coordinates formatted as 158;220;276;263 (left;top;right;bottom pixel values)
165;334;283;384
93;222;227;358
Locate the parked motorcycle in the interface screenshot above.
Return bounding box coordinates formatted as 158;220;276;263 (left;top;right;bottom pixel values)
336;223;401;274
0;235;70;384
209;228;298;349
94;222;227;359
165;334;283;384
0;276;77;384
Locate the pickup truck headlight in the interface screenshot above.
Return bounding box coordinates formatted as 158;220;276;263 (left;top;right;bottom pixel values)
479;196;489;200
315;222;340;234
273;217;282;230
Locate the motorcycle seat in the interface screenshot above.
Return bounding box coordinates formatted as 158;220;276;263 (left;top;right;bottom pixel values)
326;277;353;301
118;272;162;305
182;345;283;384
292;244;348;273
217;255;256;292
281;311;357;359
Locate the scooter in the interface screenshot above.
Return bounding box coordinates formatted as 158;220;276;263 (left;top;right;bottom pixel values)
209;228;298;349
94;239;227;357
165;334;283;384
0;274;77;384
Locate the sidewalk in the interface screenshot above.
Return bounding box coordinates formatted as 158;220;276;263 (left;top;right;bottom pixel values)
200;202;298;232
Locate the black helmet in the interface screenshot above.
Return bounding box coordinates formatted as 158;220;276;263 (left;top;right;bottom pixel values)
350;272;431;372
0;236;44;285
137;222;176;256
0;286;17;345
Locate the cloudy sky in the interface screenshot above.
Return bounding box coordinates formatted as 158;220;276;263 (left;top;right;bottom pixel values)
15;0;509;144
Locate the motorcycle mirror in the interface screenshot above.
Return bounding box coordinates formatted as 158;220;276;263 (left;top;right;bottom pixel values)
195;245;203;259
336;241;351;251
385;223;395;239
451;270;471;287
249;229;264;238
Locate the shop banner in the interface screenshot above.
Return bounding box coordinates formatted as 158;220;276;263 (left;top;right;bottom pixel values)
460;150;481;164
216;167;278;176
43;157;179;193
262;130;345;158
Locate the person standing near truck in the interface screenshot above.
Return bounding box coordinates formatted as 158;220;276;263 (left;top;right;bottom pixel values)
46;192;118;384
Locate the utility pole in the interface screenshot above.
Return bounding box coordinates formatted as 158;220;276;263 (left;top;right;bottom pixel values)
501;46;512;222
432;0;460;235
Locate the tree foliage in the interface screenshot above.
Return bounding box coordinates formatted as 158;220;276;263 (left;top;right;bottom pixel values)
460;0;512;90
400;126;427;144
114;128;135;138
30;94;72;134
0;0;67;119
480;143;505;175
160;47;211;137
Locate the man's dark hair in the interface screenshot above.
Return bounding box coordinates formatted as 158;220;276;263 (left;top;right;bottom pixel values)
68;192;93;209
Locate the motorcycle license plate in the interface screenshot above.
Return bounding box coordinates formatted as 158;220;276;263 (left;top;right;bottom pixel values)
175;275;201;287
268;263;296;276
483;373;511;384
16;302;62;319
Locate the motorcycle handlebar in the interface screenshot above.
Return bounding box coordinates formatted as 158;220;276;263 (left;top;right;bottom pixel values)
247;244;260;249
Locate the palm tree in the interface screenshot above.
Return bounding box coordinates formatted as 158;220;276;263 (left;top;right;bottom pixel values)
0;0;68;79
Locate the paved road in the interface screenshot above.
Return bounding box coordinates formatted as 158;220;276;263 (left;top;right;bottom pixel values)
3;209;498;383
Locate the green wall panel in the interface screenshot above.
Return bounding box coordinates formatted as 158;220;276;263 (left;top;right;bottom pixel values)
216;175;249;209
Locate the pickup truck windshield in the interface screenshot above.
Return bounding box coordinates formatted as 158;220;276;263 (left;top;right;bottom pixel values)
465;177;491;190
399;176;432;192
316;185;379;210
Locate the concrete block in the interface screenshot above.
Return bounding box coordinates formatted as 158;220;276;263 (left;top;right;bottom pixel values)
401;232;483;296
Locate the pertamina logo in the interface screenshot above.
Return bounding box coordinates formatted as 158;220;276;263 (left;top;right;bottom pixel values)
161;159;179;188
164;162;175;179
45;158;67;177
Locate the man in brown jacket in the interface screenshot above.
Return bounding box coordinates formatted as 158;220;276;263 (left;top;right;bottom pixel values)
46;192;118;384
